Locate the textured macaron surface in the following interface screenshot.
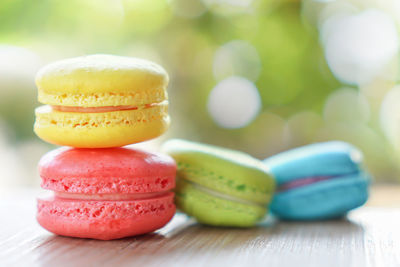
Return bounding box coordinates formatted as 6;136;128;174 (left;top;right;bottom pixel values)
162;139;275;227
34;54;171;148
175;178;267;227
36;54;169;107
162;139;275;205
39;146;176;194
270;174;370;220
37;192;175;240
264;141;363;185
37;147;176;239
265;141;370;220
34;104;170;148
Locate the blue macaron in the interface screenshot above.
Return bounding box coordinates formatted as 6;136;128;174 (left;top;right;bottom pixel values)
264;141;370;220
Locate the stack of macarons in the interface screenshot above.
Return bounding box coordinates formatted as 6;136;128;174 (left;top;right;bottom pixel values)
34;55;177;240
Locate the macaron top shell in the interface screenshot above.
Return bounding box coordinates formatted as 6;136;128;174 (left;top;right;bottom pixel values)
36;54;169;107
264;141;362;185
39;146;176;194
162;139;275;205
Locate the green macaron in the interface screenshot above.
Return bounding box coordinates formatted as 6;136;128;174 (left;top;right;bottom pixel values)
162;139;276;227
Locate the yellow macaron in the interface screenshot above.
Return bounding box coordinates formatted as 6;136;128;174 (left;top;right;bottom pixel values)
34;54;170;148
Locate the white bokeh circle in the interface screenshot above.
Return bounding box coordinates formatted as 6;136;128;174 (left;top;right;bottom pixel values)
207;76;261;129
322;9;399;85
213;40;261;82
0;45;41;79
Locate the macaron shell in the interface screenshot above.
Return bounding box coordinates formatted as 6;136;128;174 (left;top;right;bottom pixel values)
163;139;275;205
36;54;169;107
37;192;175;240
34;105;170;148
264;141;362;185
270;174;370;220
175;178;267;227
39;147;176;194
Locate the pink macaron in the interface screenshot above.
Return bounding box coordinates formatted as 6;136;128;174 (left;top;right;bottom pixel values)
37;146;176;240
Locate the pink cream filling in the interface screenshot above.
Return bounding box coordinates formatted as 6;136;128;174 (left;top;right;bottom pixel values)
51;103;156;113
54;191;171;201
278;176;333;192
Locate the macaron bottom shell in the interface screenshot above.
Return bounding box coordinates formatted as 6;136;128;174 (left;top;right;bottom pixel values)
271;174;370;221
34;105;170;148
37;192;175;240
175;179;267;227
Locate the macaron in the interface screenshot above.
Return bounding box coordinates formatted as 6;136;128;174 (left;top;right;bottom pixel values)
264;141;370;220
34;54;170;148
162;139;275;227
37;146;176;240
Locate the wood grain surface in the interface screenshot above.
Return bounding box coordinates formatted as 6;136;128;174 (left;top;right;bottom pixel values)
1;186;399;267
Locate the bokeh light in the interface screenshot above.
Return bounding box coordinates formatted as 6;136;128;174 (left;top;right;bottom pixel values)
0;45;41;82
322;9;399;85
345;0;400;27
213;40;261;82
302;0;357;29
207;76;261;129
0;45;41;139
380;86;400;151
323;88;370;123
360;77;396;123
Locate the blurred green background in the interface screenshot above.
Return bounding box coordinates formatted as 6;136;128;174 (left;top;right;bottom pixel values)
1;0;400;188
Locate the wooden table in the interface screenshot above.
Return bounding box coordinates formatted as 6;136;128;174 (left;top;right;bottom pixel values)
1;186;399;267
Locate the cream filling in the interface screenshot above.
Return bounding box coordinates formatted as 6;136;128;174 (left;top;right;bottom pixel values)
183;179;266;208
54;191;170;201
51;100;167;113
